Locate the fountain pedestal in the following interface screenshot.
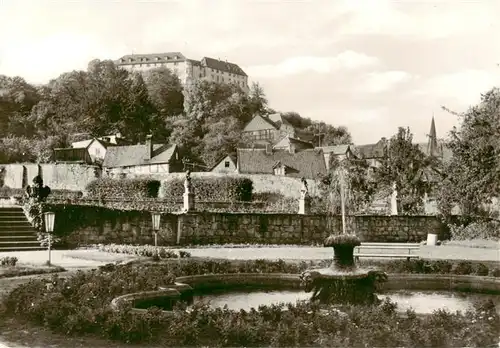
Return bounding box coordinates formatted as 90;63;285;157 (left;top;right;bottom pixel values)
301;234;388;305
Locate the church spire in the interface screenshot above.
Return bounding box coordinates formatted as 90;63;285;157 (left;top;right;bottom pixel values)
427;114;438;157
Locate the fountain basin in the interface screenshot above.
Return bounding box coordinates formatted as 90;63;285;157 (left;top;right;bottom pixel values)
110;273;500;314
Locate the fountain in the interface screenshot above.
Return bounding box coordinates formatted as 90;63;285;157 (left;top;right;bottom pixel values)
300;234;388;305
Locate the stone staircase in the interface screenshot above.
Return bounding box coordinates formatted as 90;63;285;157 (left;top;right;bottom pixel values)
0;207;43;252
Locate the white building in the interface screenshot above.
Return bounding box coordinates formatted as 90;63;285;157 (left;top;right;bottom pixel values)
114;52;249;93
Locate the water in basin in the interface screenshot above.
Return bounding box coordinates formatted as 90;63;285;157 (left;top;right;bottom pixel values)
193;289;500;315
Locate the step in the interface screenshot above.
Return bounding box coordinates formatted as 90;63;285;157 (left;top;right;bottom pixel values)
0;210;26;215
0;241;41;249
0;222;33;228
0;219;32;224
0;226;37;233
0;208;24;213
0;235;38;241
0;228;37;236
0;246;45;252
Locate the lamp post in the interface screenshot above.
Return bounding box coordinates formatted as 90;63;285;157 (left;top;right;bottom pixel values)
151;212;161;247
43;212;55;265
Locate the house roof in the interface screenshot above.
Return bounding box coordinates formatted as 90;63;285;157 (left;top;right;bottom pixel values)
267;113;294;128
317;144;352;155
209;153;237;171
115;52;186;66
236;148;327;179
71;139;93;149
200;57;247;76
72;138;116;150
274;136;314;150
103;144;177;168
355;139;388;159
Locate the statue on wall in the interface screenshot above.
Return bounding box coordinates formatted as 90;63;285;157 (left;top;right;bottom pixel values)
390;181;398;216
25;175;51;203
184;170;192;192
300;177;309;199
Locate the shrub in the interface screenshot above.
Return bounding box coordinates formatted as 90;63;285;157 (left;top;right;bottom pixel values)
475;263;490;276
453;261;474;275
86;178;161;199
95;244;191;259
0;256;18;267
50;190;83;200
448;220;500;241
0;186;23;197
160;177;253;202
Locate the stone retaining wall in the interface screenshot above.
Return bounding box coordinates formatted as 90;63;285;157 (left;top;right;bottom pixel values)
59;209;447;247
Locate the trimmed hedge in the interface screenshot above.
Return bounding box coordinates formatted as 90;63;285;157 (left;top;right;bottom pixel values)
0;187;23;197
85;178;161;199
160;176;253;201
0;186;82;199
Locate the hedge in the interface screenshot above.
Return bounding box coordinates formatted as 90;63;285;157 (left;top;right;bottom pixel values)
85;178;161;199
0;186;82;199
160;176;253;201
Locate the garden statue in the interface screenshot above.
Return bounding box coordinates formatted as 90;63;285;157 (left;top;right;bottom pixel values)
184;170;192;193
300;177;308;199
390;181;398;215
25;175;51;203
183;170;194;212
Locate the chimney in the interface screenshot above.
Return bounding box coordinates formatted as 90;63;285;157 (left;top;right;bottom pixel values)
265;143;272;155
289;144;296;154
146;134;153;159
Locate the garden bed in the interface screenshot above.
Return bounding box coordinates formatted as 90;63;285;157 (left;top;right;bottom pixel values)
0;265;66;279
0;258;498;347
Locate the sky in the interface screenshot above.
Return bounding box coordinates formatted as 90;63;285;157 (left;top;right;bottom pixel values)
1;0;500;144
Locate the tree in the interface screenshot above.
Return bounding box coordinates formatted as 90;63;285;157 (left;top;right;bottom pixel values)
375;127;431;215
143;67;184;118
0;75;41;138
437;87;500;218
119;72;156;143
179;80;253;165
305;122;352;146
247;82;268;116
168;116;204;162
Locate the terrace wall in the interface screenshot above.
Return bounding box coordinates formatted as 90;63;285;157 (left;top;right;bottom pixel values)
57;208;446;247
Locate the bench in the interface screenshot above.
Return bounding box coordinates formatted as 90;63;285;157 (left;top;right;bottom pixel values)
354;242;421;261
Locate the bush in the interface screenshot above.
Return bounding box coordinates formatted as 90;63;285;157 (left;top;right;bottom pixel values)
448;220;500;241
453;261;474;275
50;190;83;200
475;263;490;276
95;244;191;260
160;177;253;202
0;256;18;267
0;186;23;197
86;178;161;199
